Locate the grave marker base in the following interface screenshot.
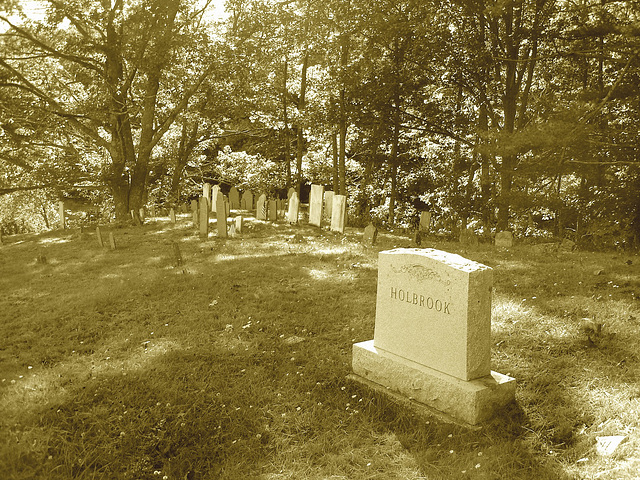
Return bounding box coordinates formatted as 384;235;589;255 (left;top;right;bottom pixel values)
352;340;515;425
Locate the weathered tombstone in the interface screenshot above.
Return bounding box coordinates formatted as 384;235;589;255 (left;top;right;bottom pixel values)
139;208;145;222
108;232;116;250
287;187;295;203
58;201;66;229
560;238;576;252
203;184;211;212
309;184;324;227
229;224;236;237
287;192;300;224
199;197;209;239
96;226;104;247
241;190;254;210
278;199;287;219
460;229;478;245
268;199;278;221
256;194;267;220
191;200;199;227
235;216;243;234
229;187;240;210
324;191;334;221
211;185;220;213
330;194;347;233
419;211;431;232
363;223;377;246
413;230;422;246
495;231;513;248
172;241;183;267
351;248;515;425
170;208;176;224
216;192;227;238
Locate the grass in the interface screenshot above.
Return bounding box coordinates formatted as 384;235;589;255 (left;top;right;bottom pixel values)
1;213;639;479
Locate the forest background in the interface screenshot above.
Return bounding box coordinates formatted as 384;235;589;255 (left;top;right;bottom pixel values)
1;0;639;248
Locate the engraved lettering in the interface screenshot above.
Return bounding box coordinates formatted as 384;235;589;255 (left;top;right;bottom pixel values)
444;302;450;314
391;287;397;299
412;293;418;305
419;295;425;306
426;297;434;309
399;289;405;301
435;299;442;312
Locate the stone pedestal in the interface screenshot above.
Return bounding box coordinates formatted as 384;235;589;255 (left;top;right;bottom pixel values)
352;340;515;425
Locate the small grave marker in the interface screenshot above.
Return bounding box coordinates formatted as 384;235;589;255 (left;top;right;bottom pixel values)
419;211;431;232
216;192;227;238
203;184;211;212
235;216;243;234
139;208;145;222
268;200;277;221
495;231;513;248
96;226;104;247
309;184;324;227
109;232;117;250
58;201;66;230
256;194;267;220
330;194;347;233
199;197;209;239
241;190;254;210
211;185;220;213
172;242;183;267
363;223;377;246
287;192;299;224
324;191;334;221
229;187;240;210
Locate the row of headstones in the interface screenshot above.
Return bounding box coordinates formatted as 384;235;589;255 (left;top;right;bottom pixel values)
308;185;347;233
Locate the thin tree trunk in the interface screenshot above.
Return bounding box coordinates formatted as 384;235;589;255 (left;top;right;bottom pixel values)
295;48;309;196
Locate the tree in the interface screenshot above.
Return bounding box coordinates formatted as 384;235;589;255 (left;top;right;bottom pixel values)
1;0;220;220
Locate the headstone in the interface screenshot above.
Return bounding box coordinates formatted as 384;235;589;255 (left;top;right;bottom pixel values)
277;199;286;219
495;231;513;248
172;242;183;267
241;190;254;210
324;191;334;221
351;248;515;425
287;192;300;224
413;229;421;246
330;194;347;233
203;184;211;212
256;194;267;220
235;216;243;234
287;187;295;203
58;201;65;229
170;208;176;224
199;197;209;239
460;229;478;245
229;187;240;210
211;185;220;213
96;226;104;247
363;223;377;246
139;208;145;222
216;192;227;238
108;232;116;250
268;199;277;221
309;184;324;227
229;224;236;237
419;211;431;232
560;238;576;252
